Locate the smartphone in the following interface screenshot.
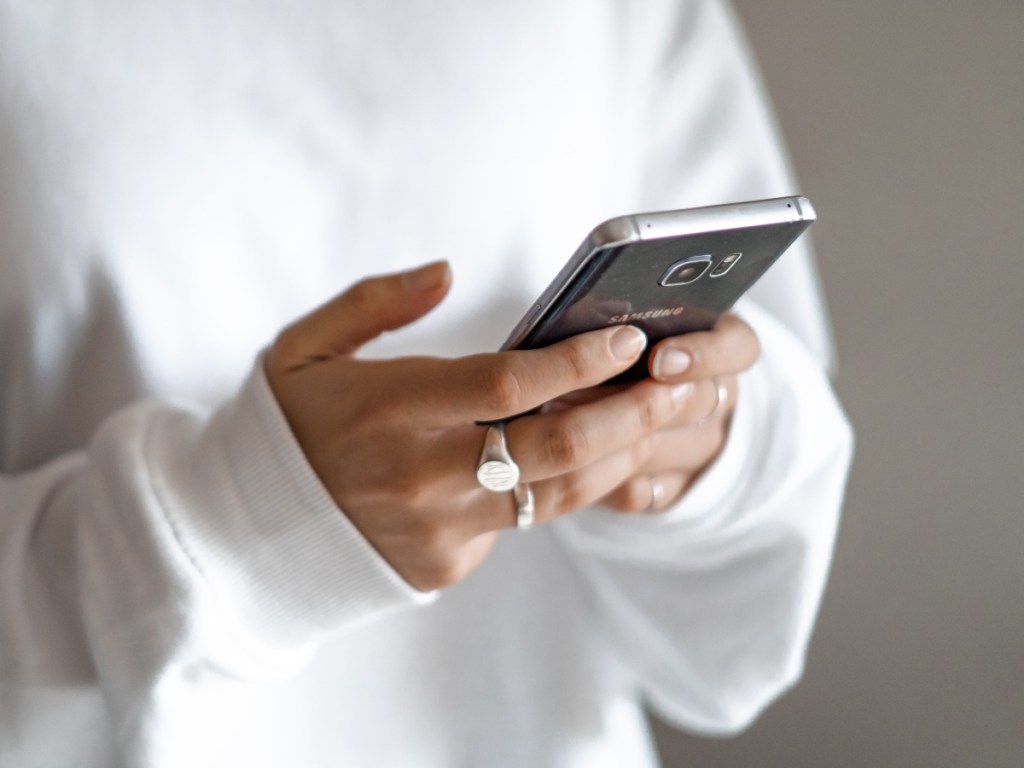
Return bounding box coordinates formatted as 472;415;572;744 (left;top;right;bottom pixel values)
502;195;816;381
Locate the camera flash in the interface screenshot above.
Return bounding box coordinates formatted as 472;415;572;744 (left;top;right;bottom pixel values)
710;252;742;278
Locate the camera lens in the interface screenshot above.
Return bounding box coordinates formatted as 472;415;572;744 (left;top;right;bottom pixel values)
659;255;712;286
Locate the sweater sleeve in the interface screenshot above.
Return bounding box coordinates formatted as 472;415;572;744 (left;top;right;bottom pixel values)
0;358;431;755
548;0;853;734
552;302;852;734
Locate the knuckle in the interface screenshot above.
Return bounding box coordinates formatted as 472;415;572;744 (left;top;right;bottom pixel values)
267;323;306;371
386;458;446;508
476;362;526;415
634;391;663;433
559;336;592;381
345;277;382;315
543;419;591;469
631;435;655;468
388;473;431;507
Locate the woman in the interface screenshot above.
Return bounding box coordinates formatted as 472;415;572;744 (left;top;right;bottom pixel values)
0;1;851;765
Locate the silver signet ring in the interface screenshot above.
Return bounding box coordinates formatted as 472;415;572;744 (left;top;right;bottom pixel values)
476;422;521;492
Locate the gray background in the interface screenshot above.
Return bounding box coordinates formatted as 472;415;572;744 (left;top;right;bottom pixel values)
654;2;1024;766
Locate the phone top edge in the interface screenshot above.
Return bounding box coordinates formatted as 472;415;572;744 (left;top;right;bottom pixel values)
500;196;815;352
632;195;814;241
586;214;642;248
793;194;816;221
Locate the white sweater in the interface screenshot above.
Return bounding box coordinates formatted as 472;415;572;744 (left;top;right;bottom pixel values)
0;1;852;766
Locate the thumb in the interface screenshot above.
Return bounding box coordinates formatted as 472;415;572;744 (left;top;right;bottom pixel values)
271;260;452;369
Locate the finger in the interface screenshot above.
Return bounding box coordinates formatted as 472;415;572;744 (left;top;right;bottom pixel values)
508;375;730;486
524;443;650;527
602;473;691;514
269;261;452;371
629;420;728;476
383;381;699;530
538;383;630;414
648;313;760;383
596;421;722;512
504;437;696;529
437;391;665;532
505;377;694;481
683;375;735;429
402;324;648;424
693;376;733;428
444;390;719;533
599;412;732;514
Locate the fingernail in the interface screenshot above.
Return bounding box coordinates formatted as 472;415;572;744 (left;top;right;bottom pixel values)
401;260;451;293
609;326;646;361
671;381;695;403
652;347;691;379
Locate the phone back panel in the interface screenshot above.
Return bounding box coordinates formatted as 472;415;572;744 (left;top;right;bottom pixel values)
516;219;810;380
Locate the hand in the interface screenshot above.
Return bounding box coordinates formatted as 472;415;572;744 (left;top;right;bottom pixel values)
264;262;700;591
597;314;761;513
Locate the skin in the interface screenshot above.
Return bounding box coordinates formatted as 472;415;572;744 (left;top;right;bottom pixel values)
265;260;760;591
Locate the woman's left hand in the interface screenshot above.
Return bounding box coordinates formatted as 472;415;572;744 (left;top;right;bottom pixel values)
570;313;761;514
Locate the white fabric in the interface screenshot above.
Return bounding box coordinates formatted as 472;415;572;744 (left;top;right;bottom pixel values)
0;1;852;766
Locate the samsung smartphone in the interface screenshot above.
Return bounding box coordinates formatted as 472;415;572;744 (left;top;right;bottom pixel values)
502;195;815;381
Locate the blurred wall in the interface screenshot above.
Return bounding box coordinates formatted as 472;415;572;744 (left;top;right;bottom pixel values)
655;2;1024;766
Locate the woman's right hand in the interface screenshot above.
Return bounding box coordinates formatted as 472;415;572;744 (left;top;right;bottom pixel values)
264;261;698;591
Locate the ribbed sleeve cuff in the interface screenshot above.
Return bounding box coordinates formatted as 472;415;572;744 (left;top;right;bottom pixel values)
152;358;434;659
